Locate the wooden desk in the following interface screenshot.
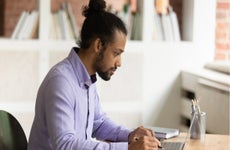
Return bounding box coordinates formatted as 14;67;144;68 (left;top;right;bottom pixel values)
165;133;230;150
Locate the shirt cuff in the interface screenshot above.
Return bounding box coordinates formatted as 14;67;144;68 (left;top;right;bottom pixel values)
117;128;132;142
110;142;128;150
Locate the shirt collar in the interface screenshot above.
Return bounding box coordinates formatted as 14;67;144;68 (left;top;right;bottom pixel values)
68;47;97;89
84;74;97;88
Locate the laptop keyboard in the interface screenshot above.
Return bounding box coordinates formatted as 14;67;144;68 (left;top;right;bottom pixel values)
158;142;184;150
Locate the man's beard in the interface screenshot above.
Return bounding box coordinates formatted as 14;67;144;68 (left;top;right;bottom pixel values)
95;50;116;81
97;70;111;81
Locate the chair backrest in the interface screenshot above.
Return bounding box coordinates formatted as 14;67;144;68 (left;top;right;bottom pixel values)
0;110;27;150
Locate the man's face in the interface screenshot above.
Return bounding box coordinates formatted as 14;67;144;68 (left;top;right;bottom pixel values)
95;31;126;81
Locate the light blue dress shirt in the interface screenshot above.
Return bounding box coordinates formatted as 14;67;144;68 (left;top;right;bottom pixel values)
28;48;131;150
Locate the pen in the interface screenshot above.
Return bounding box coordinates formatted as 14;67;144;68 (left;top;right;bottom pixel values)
192;98;201;114
191;99;196;113
158;145;163;148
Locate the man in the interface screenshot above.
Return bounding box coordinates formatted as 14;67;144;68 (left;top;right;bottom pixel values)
28;0;160;149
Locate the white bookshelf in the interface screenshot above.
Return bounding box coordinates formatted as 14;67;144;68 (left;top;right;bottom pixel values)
0;0;216;137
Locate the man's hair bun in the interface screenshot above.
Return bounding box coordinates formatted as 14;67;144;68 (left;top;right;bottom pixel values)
83;0;106;17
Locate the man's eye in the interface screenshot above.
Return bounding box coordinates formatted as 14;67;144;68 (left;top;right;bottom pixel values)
114;52;120;56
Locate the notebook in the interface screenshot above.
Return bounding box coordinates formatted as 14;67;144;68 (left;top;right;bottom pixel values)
149;127;180;139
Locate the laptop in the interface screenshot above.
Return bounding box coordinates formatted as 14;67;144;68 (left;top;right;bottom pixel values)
157;114;196;150
157;130;188;150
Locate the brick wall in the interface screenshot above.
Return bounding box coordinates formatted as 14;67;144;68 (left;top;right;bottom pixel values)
215;0;230;61
0;1;4;35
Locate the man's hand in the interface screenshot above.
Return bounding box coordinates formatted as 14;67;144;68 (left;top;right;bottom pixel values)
128;126;160;150
128;126;154;143
128;136;160;150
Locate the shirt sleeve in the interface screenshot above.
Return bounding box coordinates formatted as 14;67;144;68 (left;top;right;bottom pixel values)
92;91;132;142
44;75;129;150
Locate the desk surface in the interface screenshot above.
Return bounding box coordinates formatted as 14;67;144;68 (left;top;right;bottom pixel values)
166;133;230;150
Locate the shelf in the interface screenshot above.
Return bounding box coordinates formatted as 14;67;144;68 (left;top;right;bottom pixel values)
0;0;216;43
0;39;76;51
182;68;230;87
0;39;40;51
0;38;195;51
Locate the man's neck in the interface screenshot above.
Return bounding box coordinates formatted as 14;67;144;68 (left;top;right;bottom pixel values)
77;48;96;76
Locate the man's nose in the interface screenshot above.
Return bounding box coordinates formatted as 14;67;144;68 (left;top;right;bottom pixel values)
116;56;122;67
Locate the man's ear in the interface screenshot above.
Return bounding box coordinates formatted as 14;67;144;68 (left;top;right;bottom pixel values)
93;38;102;53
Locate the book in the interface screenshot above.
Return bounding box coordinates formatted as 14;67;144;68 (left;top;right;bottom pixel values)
153;12;164;41
49;2;78;40
131;12;141;40
58;9;70;40
65;2;79;40
161;13;174;41
53;12;62;39
11;11;28;39
155;0;169;15
18;11;33;39
16;10;39;39
168;6;181;41
28;11;39;39
49;12;58;39
61;3;74;40
148;126;180;139
117;4;134;40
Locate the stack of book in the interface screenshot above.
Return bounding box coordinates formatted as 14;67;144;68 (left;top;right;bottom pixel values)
50;2;79;40
153;5;181;41
148;126;180;139
11;10;39;39
108;0;141;40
